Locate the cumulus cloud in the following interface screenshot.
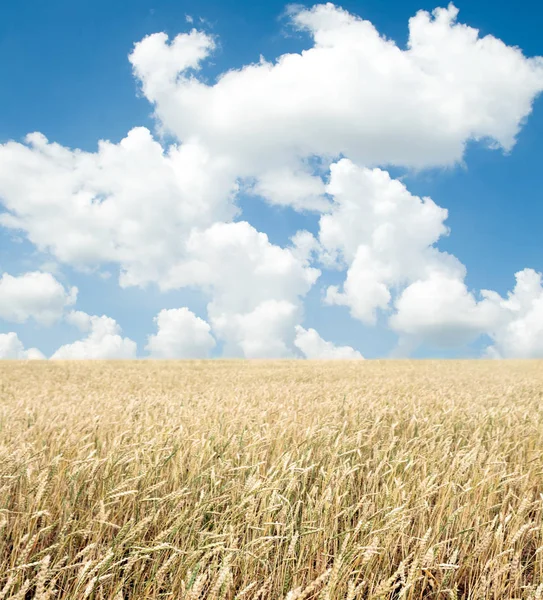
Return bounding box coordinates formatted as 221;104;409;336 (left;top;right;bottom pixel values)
313;160;543;359
0;128;237;287
130;29;215;104
0;3;542;359
0;332;45;359
166;221;319;296
251;167;329;212
319;160;462;323
167;221;319;356
146;307;216;358
390;272;500;348
51;311;137;359
213;300;300;358
0;122;318;354
484;269;543;358
130;2;543;178
390;269;543;358
0;271;77;325
294;325;363;358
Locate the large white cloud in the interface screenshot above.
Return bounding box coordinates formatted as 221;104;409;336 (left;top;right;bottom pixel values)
130;3;543;180
213;300;300;358
51;311;137;359
0;271;77;325
294;325;363;358
390;269;543;358
168;221;319;305
389;272;500;348
312;160;543;358
0;3;542;359
167;221;320;356
484;269;543;358
146;307;216;358
0;131;318;357
0;128;237;287
0;332;45;359
317;160;462;323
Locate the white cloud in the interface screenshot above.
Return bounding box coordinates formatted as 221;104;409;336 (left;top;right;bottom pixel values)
51;311;137;359
0;121;319;355
390;272;500;348
0;332;45;359
319;160;462;323
313;161;543;359
294;325;363;358
130;30;215;105
0;271;77;325
65;309;93;331
390;269;543;358
146;307;216;358
251;166;329;212
130;3;543;180
484;269;543;358
168;220;319;303
290;230;321;264
0;4;542;359
0;128;237;288
167;221;320;356
213;300;299;358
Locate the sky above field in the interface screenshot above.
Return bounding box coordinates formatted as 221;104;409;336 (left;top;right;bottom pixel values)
1;0;543;359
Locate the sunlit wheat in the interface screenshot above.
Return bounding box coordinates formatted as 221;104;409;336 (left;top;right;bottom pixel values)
0;359;542;598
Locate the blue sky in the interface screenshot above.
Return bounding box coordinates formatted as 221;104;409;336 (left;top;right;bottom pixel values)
0;0;542;359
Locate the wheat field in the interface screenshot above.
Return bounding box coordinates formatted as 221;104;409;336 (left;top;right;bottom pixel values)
1;360;543;599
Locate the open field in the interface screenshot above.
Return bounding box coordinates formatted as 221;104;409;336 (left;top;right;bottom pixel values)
1;361;543;599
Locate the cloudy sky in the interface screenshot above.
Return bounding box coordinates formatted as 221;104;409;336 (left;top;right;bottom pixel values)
1;0;543;359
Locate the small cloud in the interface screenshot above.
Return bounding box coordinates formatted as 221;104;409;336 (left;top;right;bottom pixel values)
0;332;45;360
53;311;137;359
294;325;363;359
146;307;216;358
0;271;77;326
198;16;214;29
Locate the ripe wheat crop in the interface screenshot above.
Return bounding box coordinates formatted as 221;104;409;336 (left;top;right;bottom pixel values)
1;360;543;599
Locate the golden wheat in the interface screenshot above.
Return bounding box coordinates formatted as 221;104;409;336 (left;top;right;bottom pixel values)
1;360;543;599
